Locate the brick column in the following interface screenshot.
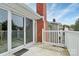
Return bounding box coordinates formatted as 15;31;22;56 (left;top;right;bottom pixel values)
36;3;47;42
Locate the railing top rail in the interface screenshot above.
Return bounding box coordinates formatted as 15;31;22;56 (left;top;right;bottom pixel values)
43;30;65;32
42;29;79;33
65;31;79;34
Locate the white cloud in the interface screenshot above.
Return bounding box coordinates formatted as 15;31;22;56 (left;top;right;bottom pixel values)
56;4;76;20
47;4;57;21
74;15;79;22
47;4;57;16
59;15;79;25
50;4;57;10
59;18;75;25
47;3;79;25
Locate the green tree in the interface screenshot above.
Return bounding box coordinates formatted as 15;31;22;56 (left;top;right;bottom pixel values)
74;18;79;31
70;24;75;30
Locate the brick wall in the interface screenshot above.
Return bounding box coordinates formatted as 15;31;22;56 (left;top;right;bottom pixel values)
36;3;47;42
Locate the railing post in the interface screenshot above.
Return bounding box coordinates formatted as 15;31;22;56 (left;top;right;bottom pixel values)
42;29;46;48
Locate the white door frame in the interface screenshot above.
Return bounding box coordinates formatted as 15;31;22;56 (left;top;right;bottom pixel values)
24;18;35;48
7;10;12;52
24;17;26;45
33;19;35;43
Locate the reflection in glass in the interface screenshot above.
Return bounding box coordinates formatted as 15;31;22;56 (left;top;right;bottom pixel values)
0;8;8;53
26;18;33;43
12;14;24;48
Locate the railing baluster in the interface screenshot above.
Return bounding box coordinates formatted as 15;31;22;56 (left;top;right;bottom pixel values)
47;32;49;42
56;32;57;43
51;32;52;43
56;31;57;44
52;32;54;43
57;31;59;44
55;32;56;43
52;32;53;43
49;32;50;42
54;32;56;43
54;32;55;43
61;31;62;44
53;32;55;43
55;32;57;43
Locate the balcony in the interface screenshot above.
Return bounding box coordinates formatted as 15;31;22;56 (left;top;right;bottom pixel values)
0;29;79;56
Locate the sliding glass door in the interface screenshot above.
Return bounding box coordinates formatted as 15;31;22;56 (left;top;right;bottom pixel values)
0;8;34;54
26;18;33;43
12;14;24;48
0;8;8;53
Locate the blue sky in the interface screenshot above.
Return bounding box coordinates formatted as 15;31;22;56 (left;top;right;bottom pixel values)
26;3;79;25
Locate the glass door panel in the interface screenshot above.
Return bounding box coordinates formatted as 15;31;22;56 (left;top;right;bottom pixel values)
0;8;8;53
12;14;24;48
26;18;33;43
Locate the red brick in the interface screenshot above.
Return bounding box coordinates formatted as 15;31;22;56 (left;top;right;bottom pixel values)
36;3;47;42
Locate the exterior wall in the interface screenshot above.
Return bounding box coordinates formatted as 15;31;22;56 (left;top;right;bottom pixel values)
36;3;47;42
51;24;58;30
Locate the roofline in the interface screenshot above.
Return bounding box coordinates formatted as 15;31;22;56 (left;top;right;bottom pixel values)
17;3;42;19
0;3;42;20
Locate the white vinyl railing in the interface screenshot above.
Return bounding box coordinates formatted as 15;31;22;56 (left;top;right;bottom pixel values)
42;29;79;56
42;29;65;47
65;31;79;56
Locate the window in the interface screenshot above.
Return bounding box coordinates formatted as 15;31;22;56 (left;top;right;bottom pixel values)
0;8;8;53
26;18;33;43
12;14;24;48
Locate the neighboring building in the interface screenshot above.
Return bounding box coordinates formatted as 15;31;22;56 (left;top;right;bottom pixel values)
47;22;63;31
